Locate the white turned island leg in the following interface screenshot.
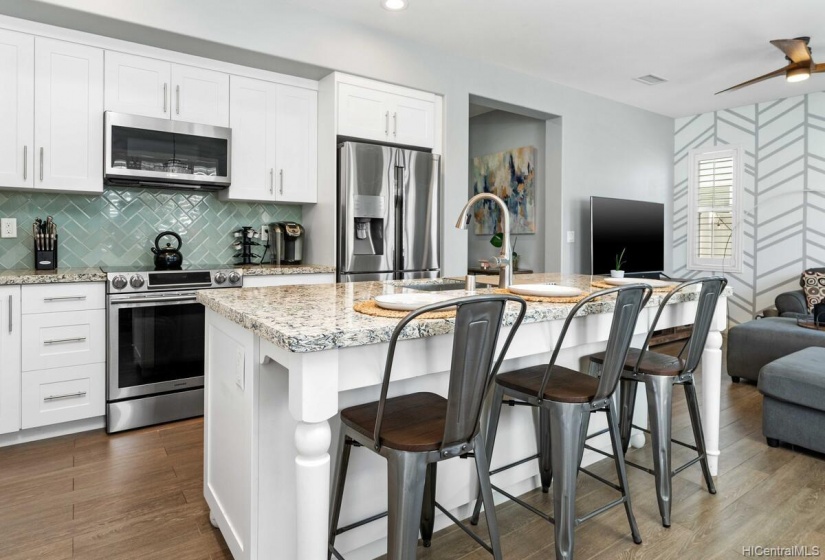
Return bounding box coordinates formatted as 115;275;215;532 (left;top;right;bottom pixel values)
701;300;725;477
294;420;332;560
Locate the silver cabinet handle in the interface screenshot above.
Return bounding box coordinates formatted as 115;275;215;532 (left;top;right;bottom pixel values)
163;83;168;113
279;169;284;195
44;391;86;402
23;146;27;180
44;336;87;345
43;295;86;302
270;168;274;194
393;112;397;137
385;111;389;135
7;295;11;333
39;147;43;181
176;85;180;114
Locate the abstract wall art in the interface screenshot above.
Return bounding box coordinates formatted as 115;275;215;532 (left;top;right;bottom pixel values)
471;146;537;235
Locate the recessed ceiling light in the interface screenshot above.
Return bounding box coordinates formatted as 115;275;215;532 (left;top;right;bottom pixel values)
381;0;408;11
633;74;668;86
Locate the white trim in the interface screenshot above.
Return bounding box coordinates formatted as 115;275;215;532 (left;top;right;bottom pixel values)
686;145;744;273
0;13;318;91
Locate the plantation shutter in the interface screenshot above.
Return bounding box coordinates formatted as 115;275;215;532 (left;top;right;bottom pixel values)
687;146;743;272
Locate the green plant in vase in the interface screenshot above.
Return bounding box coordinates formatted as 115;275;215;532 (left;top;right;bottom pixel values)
490;233;518;270
611;248;626;278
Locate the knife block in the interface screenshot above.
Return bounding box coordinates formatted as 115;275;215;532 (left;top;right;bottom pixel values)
34;235;58;270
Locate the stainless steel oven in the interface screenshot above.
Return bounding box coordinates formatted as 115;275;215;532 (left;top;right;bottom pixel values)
104;266;241;432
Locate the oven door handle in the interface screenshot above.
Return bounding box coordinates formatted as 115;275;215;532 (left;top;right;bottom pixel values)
109;295;199;305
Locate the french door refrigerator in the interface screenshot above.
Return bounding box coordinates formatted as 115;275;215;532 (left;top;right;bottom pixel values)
337;141;440;283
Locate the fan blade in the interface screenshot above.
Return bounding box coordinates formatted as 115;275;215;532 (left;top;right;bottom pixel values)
814;62;825;73
716;65;790;94
770;38;811;63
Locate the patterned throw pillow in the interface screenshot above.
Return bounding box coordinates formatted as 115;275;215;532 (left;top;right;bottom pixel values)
802;271;825;312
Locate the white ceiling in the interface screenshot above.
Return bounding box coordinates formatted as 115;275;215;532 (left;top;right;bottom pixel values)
286;0;825;117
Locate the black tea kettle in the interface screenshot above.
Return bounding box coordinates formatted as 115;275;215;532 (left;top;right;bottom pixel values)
152;231;183;270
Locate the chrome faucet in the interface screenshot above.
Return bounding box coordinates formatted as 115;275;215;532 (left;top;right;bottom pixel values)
456;193;512;288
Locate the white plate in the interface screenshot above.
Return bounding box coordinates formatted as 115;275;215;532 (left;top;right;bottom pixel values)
603;277;675;288
374;293;454;311
508;284;583;298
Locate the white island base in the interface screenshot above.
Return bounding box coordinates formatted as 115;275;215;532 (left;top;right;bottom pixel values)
201;286;726;560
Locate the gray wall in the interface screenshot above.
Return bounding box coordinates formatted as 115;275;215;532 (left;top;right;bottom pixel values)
673;92;825;325
468;110;547;272
8;0;675;275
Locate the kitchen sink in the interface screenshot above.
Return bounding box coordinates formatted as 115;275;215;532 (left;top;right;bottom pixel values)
404;281;495;292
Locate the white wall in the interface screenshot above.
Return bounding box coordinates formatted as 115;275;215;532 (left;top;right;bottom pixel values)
10;0;675;274
673;92;825;324
468;110;547;272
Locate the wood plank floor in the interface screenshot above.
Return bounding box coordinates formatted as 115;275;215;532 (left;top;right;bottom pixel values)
1;342;823;559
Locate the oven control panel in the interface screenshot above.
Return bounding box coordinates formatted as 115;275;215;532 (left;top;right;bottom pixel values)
105;268;242;293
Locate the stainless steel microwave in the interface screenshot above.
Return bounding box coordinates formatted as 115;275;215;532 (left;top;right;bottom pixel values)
104;111;231;190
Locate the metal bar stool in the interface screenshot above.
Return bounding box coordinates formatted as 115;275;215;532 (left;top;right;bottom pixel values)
585;276;727;528
328;294;527;560
470;284;652;560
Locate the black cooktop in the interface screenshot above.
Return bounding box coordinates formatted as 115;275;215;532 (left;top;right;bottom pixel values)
101;263;233;273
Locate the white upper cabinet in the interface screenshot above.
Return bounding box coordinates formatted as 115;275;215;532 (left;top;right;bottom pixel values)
34;37;103;194
0;286;21;435
221;76;317;204
171;64;229;127
274;85;317;203
337;80;436;149
222;76;277;202
105;52;229;127
104;51;170;119
0;29;34;189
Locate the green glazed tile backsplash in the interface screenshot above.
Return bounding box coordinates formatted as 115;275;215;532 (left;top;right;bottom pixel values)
0;187;301;269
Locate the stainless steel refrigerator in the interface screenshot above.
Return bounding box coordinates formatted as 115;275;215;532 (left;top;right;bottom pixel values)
337;141;440;283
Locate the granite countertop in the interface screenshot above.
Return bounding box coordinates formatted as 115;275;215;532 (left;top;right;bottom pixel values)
237;264;336;276
197;273;730;354
0;267;107;285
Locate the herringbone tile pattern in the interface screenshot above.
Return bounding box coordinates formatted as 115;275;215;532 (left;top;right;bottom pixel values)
0;187;300;269
673;92;825;325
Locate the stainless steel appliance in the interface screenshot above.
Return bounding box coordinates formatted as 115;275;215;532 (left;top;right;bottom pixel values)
268;222;304;264
103;264;242;433
337;141;440;282
104;112;231;190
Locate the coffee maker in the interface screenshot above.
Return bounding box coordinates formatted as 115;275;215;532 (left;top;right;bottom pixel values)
268;222;304;264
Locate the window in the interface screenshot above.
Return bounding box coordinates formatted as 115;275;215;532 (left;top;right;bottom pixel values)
687;146;743;273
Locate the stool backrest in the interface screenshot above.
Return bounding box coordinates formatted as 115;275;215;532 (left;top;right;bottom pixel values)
373;294;527;452
537;284;651;403
635;276;727;376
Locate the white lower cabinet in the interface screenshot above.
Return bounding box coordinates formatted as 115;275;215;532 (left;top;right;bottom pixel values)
22;363;105;429
17;283;106;431
0;286;21;435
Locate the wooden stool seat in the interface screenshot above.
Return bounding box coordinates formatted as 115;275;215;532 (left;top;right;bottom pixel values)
341;392;447;452
497;364;599;403
589;348;686;376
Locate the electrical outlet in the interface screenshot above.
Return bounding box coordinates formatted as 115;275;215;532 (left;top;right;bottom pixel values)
566;230;575;243
235;347;245;390
260;224;269;243
1;218;17;238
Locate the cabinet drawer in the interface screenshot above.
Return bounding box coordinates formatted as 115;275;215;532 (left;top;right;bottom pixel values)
22;283;105;314
22;363;105;429
22;310;105;371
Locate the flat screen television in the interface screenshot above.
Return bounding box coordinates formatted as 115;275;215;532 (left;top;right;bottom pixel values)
590;196;664;275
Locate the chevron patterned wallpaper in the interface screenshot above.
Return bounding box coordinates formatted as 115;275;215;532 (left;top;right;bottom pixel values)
673;92;825;325
0;187;300;269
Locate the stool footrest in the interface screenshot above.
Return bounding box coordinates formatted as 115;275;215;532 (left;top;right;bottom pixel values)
334;511;388;536
434;501;494;554
490;483;554;524
577;497;627;524
579;467;621;492
489;453;540;476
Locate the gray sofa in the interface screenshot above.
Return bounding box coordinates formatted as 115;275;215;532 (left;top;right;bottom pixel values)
727;267;825;383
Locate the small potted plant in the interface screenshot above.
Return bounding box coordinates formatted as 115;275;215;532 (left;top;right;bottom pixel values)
611;248;626;278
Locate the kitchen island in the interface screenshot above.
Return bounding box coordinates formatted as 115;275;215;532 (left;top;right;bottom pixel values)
197;274;729;560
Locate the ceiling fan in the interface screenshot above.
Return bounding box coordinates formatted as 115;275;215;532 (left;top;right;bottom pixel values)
716;36;825;94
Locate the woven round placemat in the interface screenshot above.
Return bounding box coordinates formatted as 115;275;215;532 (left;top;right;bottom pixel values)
353;299;456;319
591;280;673;292
493;288;590;304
